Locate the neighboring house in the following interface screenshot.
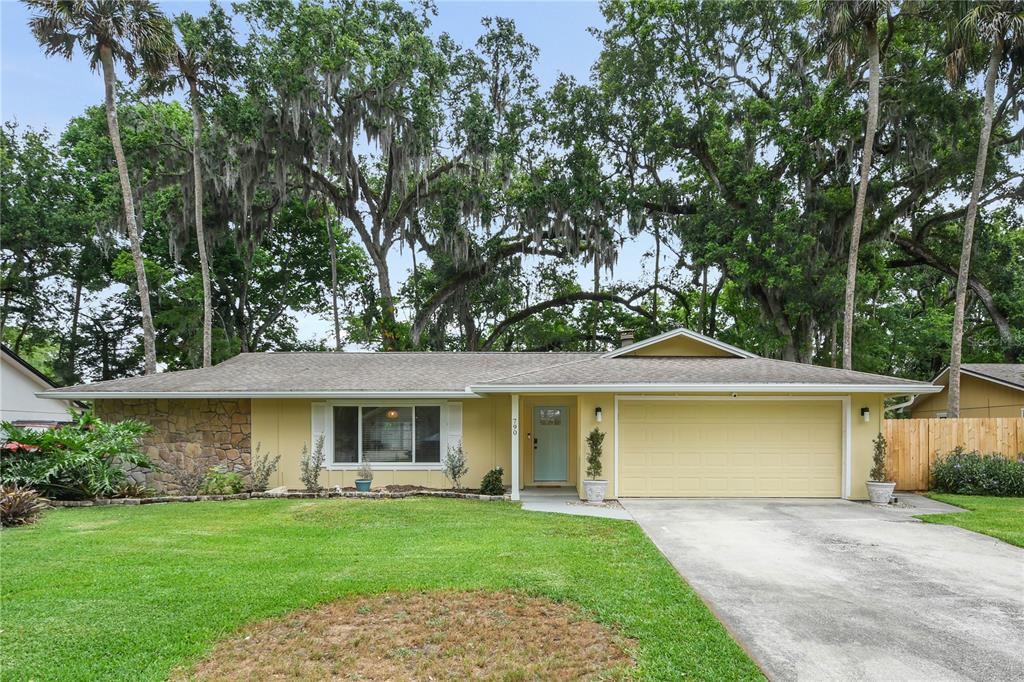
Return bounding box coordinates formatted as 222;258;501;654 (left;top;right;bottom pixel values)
38;327;939;500
1;344;77;427
907;364;1024;419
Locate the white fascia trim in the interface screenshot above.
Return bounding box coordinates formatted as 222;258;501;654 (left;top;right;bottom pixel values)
470;383;942;395
35;390;482;400
601;327;758;359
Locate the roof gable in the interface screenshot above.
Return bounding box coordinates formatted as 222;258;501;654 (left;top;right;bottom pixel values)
602;328;757;359
930;364;1024;392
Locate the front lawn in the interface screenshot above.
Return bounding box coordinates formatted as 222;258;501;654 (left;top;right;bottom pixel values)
1;498;762;680
920;494;1024;548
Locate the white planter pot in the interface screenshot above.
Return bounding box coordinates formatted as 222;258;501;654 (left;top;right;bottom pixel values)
583;479;608;504
866;481;896;505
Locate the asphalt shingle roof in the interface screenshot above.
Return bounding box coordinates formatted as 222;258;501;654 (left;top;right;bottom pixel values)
960;364;1023;390
42;351;932;396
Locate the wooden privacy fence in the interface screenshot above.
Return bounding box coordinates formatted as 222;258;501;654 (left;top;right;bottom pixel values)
883;417;1024;490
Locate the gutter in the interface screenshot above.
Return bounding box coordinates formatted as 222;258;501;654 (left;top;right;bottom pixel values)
36;390;483;400
885;394;918;414
467;383;943;395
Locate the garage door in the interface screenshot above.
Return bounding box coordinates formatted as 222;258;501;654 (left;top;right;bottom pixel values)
618;400;842;497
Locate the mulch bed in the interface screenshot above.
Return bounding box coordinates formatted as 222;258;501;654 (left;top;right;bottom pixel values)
175;591;634;681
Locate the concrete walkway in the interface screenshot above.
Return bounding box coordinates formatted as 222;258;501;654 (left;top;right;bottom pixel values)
519;488;633;520
622;497;1024;682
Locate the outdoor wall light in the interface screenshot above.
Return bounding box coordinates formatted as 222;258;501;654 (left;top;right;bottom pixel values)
595;406;603;423
860;407;870;423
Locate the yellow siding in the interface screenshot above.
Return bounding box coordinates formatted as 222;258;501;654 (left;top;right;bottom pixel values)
849;393;885;500
911;375;1024;419
251;392;884;500
621;335;734;357
251;397;511;490
576;393;614;498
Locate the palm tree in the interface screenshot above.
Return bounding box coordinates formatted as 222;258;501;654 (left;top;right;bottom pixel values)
25;0;174;374
818;0;887;370
164;4;238;367
944;1;1023;416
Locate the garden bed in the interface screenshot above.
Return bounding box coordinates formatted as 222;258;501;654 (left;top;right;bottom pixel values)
46;486;510;507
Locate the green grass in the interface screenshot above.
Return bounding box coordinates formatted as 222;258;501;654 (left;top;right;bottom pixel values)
1;498;762;680
919;494;1024;547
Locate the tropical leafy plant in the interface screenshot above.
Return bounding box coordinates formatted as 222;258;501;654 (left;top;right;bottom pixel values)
0;410;153;500
1;485;47;527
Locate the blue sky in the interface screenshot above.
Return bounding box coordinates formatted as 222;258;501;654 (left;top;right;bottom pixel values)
2;0;657;345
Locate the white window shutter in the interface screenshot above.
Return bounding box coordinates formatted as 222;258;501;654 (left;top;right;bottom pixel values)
311;402;329;465
446;402;463;454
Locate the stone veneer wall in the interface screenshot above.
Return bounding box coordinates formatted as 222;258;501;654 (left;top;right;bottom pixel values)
94;398;251;492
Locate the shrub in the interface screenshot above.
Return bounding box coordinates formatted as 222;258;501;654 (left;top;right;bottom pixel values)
199;466;246;495
869;433;890;482
442;442;468;489
479;467;504;496
111;481;155;498
1;485;47;527
0;410;153;500
931;448;1024;497
357;460;373;482
248;443;281;492
299;435;326;492
585;428;605;480
162;457;206;496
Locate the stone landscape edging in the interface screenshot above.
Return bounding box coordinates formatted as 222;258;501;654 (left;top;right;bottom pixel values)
47;489;511;507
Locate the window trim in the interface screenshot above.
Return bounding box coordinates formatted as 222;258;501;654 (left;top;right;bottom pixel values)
325;400;447;471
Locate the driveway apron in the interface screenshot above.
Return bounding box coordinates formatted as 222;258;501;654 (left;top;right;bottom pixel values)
622;498;1024;682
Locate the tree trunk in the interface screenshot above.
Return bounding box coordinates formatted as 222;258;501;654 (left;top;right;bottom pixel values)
653;222;661;326
188;79;213;368
66;276;83;382
842;22;880;370
326;212;342;351
949;40;1002;417
100;45;157;374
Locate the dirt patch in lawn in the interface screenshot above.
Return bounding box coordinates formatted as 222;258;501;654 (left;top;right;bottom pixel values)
177;590;634;681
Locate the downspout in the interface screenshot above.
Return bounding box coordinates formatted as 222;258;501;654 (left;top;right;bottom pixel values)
885;395;918;415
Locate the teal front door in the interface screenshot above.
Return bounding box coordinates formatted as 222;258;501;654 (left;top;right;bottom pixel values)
533;406;568;481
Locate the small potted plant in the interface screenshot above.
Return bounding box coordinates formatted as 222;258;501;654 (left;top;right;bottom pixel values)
583;427;608;504
355;461;373;492
866;433;895;504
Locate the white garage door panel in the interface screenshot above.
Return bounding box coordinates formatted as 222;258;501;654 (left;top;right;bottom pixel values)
618;400;842;497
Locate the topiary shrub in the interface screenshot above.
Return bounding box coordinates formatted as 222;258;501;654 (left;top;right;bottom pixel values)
479;467;505;496
931;448;1024;497
1;485;47;527
869;433;890;482
585;428;605;480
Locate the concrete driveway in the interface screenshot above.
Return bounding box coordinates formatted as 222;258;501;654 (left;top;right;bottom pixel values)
621;498;1024;682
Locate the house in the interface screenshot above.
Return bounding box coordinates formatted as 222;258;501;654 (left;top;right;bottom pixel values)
1;344;77;427
907;364;1023;419
38;327;939;500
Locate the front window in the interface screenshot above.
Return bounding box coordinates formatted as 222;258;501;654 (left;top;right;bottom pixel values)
333;405;442;465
